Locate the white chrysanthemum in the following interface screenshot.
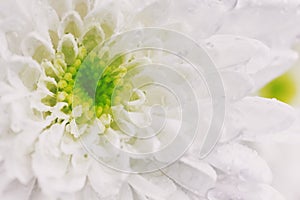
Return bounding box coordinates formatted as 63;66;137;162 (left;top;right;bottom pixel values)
0;0;300;200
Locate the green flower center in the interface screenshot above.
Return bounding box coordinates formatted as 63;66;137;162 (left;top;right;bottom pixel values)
41;37;133;126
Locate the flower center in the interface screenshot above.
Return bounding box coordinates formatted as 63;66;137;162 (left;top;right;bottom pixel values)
40;35;134;127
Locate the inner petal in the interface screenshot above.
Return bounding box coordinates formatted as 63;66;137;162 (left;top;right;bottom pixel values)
58;34;78;65
59;11;83;38
21;33;54;63
82;26;104;52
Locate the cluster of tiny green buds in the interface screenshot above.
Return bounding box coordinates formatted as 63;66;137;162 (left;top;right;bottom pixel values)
42;41;134;128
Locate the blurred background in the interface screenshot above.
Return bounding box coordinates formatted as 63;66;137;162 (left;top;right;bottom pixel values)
258;41;300;200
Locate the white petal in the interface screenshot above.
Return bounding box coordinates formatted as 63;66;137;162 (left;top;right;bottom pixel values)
163;156;216;196
81;24;105;52
168;0;230;38
0;31;10;58
207;181;285;200
118;183;133;200
60;135;81;155
5;130;39;184
204;35;271;74
236;97;296;137
58;11;83;38
89;118;106;135
219;3;300;48
72;0;92;19
167;190;190;200
57;33;78;65
206;143;272;183
219;104;242;143
221;71;254;100
252;49;298;89
0;179;35;200
21;32;54;63
88;162;125;198
128;174;176;199
39;168;86;194
85;0;128;36
6;56;41;91
131;0;171;27
32;126;87;195
28;184;52;200
32;124;69;179
48;0;73;18
75;181;100;200
245;107;300;143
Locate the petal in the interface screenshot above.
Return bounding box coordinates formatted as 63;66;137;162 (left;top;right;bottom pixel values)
118;183;133;200
219;104;243;143
72;0;92;19
60;135;82;155
88;162;124;198
81;25;105;52
219;2;300;47
167;0;231;38
167;190;190;200
207;181;285;200
245;111;300;143
58;11;83;38
5;129;40;184
32;124;69;179
57;33;78;65
38;169;86;194
204;34;271;74
32;126;87;194
0;31;10;58
29;185;53;200
252;49;298;89
163;156;217;196
131;0;171;27
0;179;35;200
220;70;254;100
220;96;297;142
21;32;55;63
127;174;176;199
236;97;296;137
85;0;128;37
221;96;297;140
0;163;36;200
5;56;42;92
47;0;73;18
206;143;272;183
75;181;100;200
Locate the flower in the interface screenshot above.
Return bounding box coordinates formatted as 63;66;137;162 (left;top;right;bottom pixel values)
0;0;300;200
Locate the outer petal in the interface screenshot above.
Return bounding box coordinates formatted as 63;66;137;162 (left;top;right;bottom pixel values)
207;180;285;200
127;173;177;200
203;35;271;74
163;156;217;197
0;163;35;200
252;49;298;89
219;1;300;48
88;162;125;198
206;143;272;183
235;97;295;137
220;71;254;100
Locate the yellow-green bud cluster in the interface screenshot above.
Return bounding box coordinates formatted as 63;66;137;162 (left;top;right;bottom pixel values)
42;42;132;125
75;53;131;119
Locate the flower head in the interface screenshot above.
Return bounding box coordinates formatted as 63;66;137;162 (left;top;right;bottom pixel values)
0;0;300;200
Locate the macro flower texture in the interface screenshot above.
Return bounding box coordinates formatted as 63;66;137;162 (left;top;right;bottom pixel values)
1;0;300;200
